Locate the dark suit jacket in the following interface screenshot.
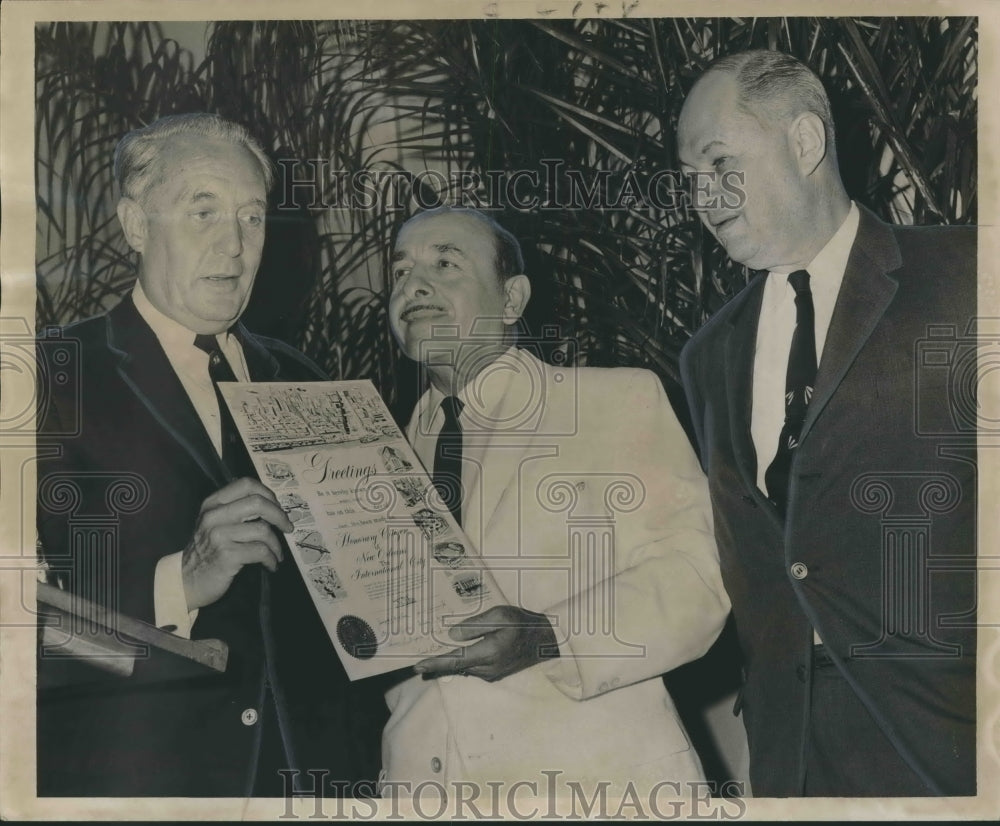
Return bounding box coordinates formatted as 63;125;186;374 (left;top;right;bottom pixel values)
36;293;389;797
680;206;977;796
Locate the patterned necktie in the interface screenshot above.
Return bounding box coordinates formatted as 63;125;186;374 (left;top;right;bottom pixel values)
764;270;816;516
193;333;256;479
432;396;465;527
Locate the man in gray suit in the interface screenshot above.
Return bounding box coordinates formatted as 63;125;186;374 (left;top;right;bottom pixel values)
678;50;976;796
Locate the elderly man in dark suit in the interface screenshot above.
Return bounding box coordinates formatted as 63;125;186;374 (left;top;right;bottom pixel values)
36;113;387;797
678;50;976;796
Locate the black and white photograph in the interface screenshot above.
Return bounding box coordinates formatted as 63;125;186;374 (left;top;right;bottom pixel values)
1;0;997;820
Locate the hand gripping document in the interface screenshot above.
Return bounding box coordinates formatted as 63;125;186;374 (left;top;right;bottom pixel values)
218;380;504;680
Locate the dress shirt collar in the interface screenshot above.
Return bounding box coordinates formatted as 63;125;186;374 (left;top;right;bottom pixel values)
415;346;521;438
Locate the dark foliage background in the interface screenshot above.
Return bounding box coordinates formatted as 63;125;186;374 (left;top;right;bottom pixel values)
36;17;977;415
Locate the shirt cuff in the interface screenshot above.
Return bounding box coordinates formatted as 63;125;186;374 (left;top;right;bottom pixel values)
153;552;199;638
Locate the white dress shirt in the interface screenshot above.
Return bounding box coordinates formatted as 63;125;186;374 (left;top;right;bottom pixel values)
751;202;860;492
132;282;250;637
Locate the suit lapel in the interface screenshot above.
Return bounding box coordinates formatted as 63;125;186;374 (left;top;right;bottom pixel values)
107;295;226;487
725;276;768;498
235;324;282;382
799;207;901;443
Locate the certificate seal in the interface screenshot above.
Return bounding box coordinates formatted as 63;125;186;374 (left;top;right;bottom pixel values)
337;615;378;660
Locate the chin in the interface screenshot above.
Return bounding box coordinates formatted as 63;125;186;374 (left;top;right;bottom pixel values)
724;244;764;270
199;299;247;324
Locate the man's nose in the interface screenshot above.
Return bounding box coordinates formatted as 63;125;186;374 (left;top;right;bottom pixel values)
402;267;433;298
213;216;244;257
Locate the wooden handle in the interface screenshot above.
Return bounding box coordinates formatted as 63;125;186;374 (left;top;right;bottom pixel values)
37;581;229;673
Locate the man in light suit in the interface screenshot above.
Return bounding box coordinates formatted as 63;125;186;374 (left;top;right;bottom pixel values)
381;206;730;798
36;113;387;796
678;50;976;796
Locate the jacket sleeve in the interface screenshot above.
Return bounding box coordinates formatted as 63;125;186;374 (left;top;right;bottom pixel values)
541;368;730;700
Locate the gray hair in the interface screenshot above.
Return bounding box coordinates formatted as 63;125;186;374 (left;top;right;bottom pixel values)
703;50;836;152
113;113;274;203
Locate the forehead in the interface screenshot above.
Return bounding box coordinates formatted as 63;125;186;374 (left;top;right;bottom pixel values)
152;136;266;201
678;72;764;162
395;213;497;256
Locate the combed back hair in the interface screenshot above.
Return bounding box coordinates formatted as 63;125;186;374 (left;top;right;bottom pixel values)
113;113;274;203
704;49;836;153
403;206;526;282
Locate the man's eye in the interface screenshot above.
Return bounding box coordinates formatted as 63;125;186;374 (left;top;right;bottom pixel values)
243;213;264;227
192;210;216;221
438;259;457;269
712;156;730;171
392;267;410;280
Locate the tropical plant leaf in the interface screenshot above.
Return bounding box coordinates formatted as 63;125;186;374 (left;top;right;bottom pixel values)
36;17;977;406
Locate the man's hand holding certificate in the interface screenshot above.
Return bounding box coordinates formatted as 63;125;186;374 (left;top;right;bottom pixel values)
413;604;560;681
218;379;505;680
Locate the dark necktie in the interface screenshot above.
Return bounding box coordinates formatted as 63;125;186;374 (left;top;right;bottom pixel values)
194;334;294;785
432;396;465;527
193;333;256;479
764;270;816;516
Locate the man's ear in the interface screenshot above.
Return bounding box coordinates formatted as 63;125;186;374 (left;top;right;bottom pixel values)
116;197;148;253
789;112;828;177
501;274;531;325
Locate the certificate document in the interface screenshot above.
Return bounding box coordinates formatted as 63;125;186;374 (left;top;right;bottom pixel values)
218;380;505;680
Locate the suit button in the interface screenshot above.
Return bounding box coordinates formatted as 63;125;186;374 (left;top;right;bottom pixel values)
430;757;442;773
241;708;258;726
790;562;808;580
796;664;807;683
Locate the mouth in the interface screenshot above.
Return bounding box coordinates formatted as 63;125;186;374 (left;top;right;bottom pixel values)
400;303;447;322
200;274;244;292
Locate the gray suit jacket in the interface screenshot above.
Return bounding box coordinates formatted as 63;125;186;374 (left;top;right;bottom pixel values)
681;206;977;796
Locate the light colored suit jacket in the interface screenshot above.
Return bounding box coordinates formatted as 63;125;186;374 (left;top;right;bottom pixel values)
382;348;729;797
